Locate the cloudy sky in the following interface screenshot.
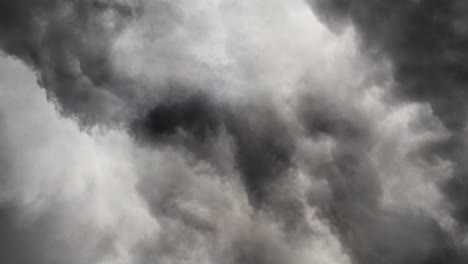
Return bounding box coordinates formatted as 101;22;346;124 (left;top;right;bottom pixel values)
1;0;467;263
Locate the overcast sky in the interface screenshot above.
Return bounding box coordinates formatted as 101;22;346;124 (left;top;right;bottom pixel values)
0;0;467;263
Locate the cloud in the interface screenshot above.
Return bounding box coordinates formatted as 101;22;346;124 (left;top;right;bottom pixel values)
306;0;468;262
1;0;466;263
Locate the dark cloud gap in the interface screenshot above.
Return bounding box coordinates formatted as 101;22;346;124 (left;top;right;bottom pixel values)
222;106;296;209
132;91;297;211
131;90;222;143
133;93;306;262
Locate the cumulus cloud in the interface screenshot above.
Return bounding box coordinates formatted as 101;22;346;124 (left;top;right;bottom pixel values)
0;0;465;263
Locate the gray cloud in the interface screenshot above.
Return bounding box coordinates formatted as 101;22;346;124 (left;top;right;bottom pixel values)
1;0;466;264
0;0;141;124
306;0;468;263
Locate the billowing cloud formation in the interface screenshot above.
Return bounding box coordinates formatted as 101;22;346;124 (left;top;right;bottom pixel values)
0;0;142;124
307;0;468;130
0;0;467;263
307;0;468;262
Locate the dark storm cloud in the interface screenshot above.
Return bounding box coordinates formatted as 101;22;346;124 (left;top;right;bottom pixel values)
131;89;222;144
0;113;12;189
222;102;296;208
312;152;465;264
0;201;115;264
0;0;140;124
133;92;298;214
132;78;466;264
0;0;298;218
306;0;468;263
308;0;468;131
4;0;468;263
0;1;305;261
428;133;468;225
297;94;468;264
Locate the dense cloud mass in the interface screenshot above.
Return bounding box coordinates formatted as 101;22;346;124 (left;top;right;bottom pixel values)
307;0;468;262
1;0;468;263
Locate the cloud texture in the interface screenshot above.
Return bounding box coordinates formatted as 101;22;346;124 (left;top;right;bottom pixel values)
0;0;467;263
